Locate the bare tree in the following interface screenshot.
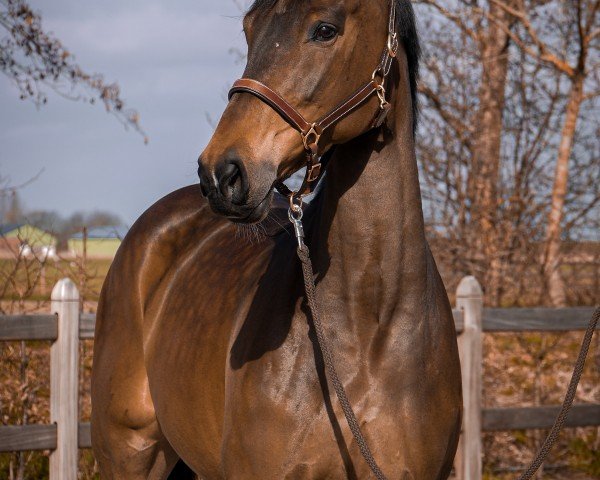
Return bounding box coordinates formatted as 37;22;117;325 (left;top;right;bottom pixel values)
0;0;147;143
414;1;600;474
489;0;600;306
416;0;518;305
415;0;599;307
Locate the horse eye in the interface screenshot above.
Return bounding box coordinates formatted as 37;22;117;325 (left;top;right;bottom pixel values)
314;23;338;42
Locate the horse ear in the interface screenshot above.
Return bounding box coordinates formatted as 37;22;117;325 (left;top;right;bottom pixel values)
247;0;278;15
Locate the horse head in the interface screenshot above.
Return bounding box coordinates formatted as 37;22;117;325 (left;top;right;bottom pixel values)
198;0;394;223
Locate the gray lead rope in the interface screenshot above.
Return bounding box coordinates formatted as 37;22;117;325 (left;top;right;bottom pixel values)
288;204;599;480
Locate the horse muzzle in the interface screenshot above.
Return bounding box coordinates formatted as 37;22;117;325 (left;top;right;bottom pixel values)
197;156;273;223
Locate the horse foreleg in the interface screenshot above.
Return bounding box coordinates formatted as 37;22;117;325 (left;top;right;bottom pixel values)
91;347;182;479
91;272;184;479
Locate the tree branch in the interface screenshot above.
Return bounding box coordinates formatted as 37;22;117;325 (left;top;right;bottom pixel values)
0;0;148;143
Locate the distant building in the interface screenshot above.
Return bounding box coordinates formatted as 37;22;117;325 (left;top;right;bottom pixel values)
68;226;128;259
0;223;58;259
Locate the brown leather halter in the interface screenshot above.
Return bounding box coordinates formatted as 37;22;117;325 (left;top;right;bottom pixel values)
228;1;399;201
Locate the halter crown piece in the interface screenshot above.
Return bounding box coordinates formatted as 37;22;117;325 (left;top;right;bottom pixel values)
228;1;398;201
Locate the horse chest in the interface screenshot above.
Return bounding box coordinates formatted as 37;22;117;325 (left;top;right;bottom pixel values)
147;287;399;478
219;318;400;478
141;234;455;478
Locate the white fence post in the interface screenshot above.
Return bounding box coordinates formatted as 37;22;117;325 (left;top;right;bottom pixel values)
50;279;80;480
455;276;483;480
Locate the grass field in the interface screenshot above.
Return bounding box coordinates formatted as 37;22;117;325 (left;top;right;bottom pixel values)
0;258;112;309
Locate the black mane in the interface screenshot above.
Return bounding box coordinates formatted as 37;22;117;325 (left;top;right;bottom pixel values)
247;0;421;132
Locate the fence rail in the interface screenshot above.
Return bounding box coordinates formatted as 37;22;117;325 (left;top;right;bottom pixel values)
0;277;598;480
0;423;91;451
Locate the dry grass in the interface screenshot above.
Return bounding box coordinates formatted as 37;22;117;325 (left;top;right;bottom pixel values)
481;332;599;479
0;256;598;479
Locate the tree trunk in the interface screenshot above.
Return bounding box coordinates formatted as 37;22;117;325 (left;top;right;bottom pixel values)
469;2;512;305
543;74;585;307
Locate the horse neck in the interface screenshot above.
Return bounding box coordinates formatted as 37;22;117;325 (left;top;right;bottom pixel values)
312;80;428;323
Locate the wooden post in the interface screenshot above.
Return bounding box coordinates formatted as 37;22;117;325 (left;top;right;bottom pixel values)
50;279;79;480
455;276;483;480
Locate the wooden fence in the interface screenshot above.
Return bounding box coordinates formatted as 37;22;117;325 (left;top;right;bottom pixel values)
0;276;598;480
453;276;599;480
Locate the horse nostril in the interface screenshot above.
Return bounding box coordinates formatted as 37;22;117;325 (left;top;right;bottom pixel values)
219;163;239;194
216;160;248;205
197;162;211;198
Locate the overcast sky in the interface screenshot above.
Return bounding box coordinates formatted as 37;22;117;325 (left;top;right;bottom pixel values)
0;0;249;225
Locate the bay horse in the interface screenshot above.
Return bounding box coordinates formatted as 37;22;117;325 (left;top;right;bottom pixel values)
91;0;462;478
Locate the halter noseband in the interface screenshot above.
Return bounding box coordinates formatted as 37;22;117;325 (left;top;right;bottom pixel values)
228;1;398;201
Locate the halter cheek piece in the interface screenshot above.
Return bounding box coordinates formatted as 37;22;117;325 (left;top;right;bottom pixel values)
228;1;399;201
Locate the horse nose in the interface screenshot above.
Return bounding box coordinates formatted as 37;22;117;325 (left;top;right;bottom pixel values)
216;159;248;206
197;161;212;198
197;156;249;206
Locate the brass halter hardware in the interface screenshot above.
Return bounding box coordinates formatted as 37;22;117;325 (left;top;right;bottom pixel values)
228;1;398;202
301;124;322;183
305;162;322;183
376;84;389;110
387;32;398;58
302;124;321;152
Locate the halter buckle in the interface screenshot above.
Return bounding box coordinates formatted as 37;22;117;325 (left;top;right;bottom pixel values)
387;33;398;58
376;84;389;109
373;84;391;128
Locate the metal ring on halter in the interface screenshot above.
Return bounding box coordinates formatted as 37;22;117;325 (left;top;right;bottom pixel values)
371;67;385;84
288;206;303;222
302;124;321;152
